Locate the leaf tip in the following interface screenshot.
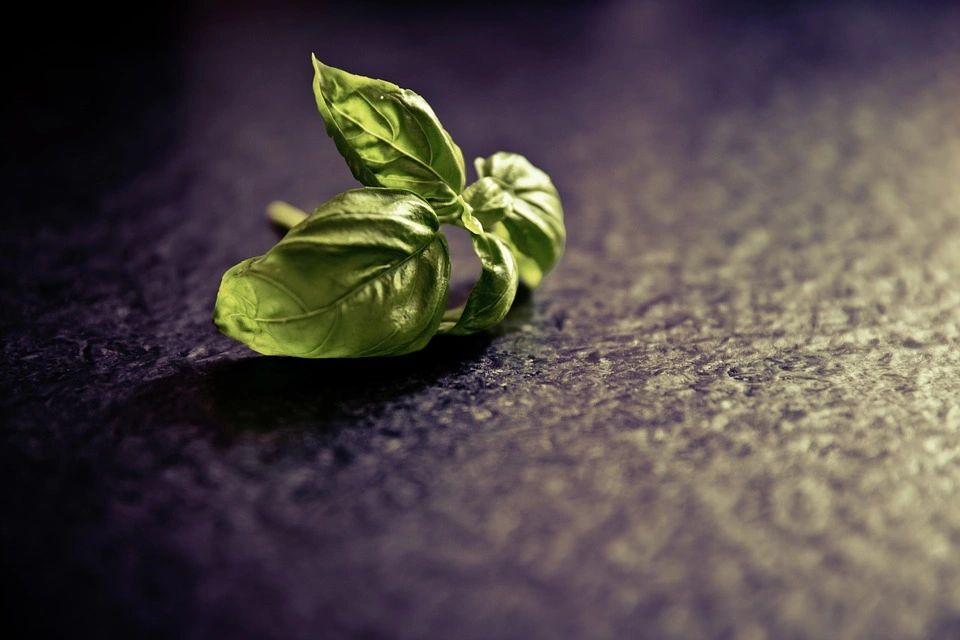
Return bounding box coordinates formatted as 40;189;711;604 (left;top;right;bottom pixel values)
310;53;329;81
473;157;486;179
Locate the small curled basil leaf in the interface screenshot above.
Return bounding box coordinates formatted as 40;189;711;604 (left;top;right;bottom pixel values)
440;233;518;335
474;152;565;289
462;176;512;229
312;55;466;219
458;203;484;236
214;188;450;358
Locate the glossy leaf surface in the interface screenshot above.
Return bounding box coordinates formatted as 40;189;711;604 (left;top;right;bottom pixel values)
214;189;450;358
440;232;518;335
312;56;466;219
462;176;512;229
474;152;565;288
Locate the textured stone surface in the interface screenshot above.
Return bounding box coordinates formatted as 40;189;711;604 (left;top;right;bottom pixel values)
4;2;960;638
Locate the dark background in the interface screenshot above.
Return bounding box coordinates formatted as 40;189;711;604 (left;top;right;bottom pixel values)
4;1;960;638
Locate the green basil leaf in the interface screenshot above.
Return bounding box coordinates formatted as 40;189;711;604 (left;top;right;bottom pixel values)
458;204;484;236
474;152;565;289
440;233;518;335
462;176;512;229
312;55;466;219
213;188;450;358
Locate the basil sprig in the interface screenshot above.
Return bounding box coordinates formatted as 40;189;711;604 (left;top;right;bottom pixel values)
213;58;566;358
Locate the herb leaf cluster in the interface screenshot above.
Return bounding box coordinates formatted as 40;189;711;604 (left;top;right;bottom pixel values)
214;57;565;358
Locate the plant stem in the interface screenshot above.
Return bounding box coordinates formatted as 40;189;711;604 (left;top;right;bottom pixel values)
266;201;309;230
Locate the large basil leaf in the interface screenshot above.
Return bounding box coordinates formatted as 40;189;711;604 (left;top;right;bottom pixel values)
474;152;565;289
213;188;450;358
440;233;518;336
312;56;466;220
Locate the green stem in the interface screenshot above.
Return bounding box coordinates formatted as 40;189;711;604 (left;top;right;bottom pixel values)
266;201;309;230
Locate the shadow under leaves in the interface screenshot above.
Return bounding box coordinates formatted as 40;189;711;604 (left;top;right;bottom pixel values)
116;333;492;442
115;288;536;440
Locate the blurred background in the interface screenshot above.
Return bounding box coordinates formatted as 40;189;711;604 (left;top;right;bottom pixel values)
4;1;960;638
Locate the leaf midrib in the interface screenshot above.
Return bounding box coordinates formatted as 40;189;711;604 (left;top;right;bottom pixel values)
327;97;455;192
249;235;442;324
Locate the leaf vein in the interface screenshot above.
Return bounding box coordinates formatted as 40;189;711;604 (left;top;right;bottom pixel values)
327;100;450;188
251;237;441;324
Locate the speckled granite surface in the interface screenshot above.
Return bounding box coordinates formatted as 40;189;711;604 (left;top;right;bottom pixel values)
4;2;960;638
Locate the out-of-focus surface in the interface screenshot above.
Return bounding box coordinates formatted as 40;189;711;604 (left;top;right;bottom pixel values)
4;1;960;637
